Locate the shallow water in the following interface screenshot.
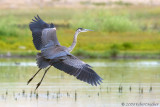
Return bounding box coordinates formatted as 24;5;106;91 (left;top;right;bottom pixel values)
0;58;160;107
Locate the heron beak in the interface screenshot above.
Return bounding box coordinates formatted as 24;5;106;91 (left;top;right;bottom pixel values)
81;29;94;32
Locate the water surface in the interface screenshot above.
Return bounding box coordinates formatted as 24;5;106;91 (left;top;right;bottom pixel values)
0;58;160;107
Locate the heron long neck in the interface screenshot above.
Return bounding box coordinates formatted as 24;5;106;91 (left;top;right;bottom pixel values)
68;31;79;52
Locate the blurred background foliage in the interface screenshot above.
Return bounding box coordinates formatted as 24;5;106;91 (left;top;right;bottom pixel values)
0;2;160;58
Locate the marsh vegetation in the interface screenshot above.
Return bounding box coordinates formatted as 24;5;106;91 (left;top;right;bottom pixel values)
0;6;160;58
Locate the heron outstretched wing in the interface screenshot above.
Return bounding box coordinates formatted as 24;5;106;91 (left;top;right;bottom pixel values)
50;54;103;86
29;15;60;50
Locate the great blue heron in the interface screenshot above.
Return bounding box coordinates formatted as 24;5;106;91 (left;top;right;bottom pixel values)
27;15;103;90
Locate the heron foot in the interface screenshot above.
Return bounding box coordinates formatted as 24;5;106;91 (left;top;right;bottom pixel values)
27;77;33;85
27;68;42;85
35;82;41;91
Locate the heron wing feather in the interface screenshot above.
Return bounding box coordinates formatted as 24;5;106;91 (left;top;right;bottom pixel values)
29;15;60;50
41;28;60;46
50;54;103;86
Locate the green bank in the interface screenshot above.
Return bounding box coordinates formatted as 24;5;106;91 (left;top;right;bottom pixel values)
0;6;160;58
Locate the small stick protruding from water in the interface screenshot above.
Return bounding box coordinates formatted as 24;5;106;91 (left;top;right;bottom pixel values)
36;92;39;100
139;87;141;93
119;86;121;93
47;90;49;100
75;91;77;101
149;86;152;92
30;91;32;98
129;86;132;92
97;92;99;96
121;86;123;93
56;93;59;102
47;91;49;96
119;85;123;93
6;90;8;96
22;90;25;96
67;92;69;97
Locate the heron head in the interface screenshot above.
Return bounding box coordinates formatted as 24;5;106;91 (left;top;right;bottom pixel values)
77;28;93;33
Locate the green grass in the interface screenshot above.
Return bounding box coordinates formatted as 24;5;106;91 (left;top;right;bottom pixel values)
0;6;160;58
70;11;140;32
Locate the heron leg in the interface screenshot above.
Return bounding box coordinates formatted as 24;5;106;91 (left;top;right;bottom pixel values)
35;66;51;91
27;68;42;85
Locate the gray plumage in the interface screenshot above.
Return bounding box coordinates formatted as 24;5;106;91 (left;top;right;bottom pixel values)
41;28;60;46
36;53;49;68
29;15;58;50
28;15;103;90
